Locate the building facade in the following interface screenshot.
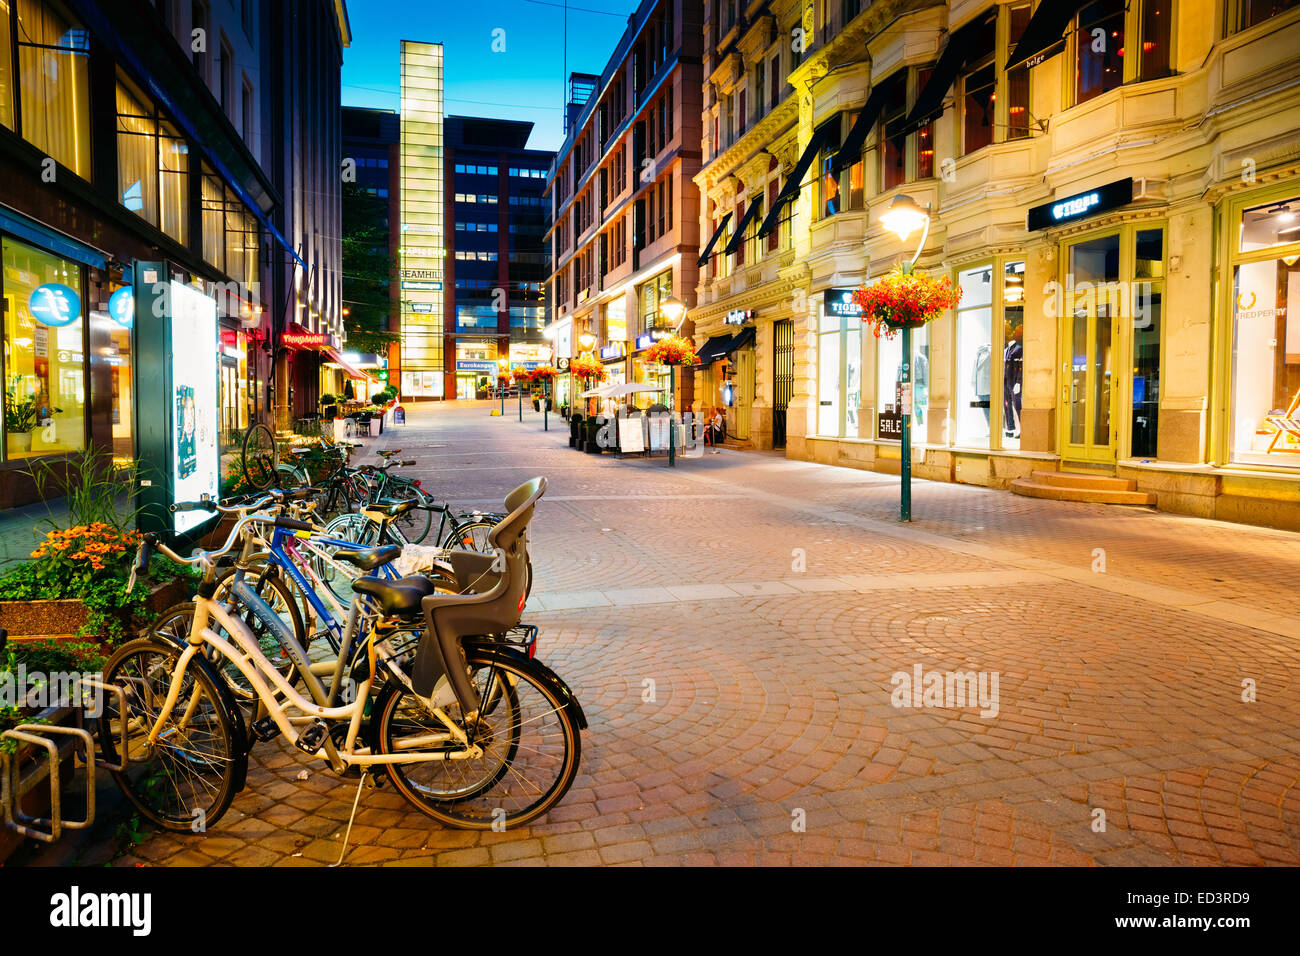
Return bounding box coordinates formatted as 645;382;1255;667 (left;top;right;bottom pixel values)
544;0;705;416
693;0;1300;530
0;0;272;506
445;116;552;400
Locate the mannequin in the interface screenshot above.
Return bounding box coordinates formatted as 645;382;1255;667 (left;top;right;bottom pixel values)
1003;334;1023;438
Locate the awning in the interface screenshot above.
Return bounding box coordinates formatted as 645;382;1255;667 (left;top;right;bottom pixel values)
694;334;736;366
755;118;840;240
324;347;374;383
722;198;765;257
696;211;733;267
1006;0;1090;71
889;12;994;139
726;326;756;353
831;83;891;175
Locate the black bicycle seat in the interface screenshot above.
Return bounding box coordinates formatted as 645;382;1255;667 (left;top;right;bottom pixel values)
331;544;402;571
366;498;417;518
352;575;435;616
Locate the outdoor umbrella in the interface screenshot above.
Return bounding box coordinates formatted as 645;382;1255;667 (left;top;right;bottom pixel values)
602;383;661;398
579;383;619;398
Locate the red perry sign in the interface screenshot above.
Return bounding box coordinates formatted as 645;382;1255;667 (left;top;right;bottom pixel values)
283;330;327;349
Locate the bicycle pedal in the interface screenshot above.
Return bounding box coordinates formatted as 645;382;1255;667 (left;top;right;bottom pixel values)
251;717;281;742
295;719;329;754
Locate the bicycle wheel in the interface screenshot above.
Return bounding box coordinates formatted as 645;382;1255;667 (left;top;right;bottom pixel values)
388;484;433;544
99;636;243;833
316;512;381;603
241;423;278;491
214;568;306;695
441;518;493;552
372;650;581;830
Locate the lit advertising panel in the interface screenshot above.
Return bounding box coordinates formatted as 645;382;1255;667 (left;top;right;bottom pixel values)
169;281;219;534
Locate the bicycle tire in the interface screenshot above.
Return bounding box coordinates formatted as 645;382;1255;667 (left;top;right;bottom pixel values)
371;650;581;830
440;519;493;552
387;483;433;544
99;636;245;833
317;512;382;603
241;423;278;491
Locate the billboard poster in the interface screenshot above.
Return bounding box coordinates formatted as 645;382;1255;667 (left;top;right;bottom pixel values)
169;281;219;534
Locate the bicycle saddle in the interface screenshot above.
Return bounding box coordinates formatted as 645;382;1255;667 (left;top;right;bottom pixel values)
364;498;417;518
352;575;435;616
377;448;402;458
331;543;402;570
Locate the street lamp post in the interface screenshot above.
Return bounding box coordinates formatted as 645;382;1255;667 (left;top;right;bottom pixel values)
497;358;508;416
879;194;932;523
657;296;688;468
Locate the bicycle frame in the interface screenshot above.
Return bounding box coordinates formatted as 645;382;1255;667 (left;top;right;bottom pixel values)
146;593;480;768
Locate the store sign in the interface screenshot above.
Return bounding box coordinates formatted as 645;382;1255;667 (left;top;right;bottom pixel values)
599;344;624;360
107;287;134;327
1026;178;1134;231
726;309;753;325
283;329;327;349
401;269;440;279
29;283;81;327
410;302;433;313
826;289;863;318
878;407;903;440
634;333;654;351
456;360;497;372
401;281;442;291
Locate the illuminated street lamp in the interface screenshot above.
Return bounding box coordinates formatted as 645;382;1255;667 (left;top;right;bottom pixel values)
880;193;933;522
497;357;509;415
654;296;689;467
577;329;597;352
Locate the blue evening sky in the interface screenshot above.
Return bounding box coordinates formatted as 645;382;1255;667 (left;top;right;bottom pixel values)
341;0;640;152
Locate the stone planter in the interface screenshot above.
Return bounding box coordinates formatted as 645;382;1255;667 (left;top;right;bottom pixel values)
0;579;189;641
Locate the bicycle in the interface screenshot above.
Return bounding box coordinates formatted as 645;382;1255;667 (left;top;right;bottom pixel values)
100;477;584;838
354;448;502;549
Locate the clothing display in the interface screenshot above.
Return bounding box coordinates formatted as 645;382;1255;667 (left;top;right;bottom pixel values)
972;344;992;424
1003;339;1023;438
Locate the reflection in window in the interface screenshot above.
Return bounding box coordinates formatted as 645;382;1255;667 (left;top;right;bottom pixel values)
877;323;928;438
1131;294;1161;458
16;0;91;177
2;237;86;461
1076;0;1125;105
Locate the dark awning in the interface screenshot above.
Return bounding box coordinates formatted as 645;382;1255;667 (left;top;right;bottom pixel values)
888;13;993;139
694;334;736;366
831;83;891;175
755;118;840;240
722;198;765;256
725;326;756;353
1006;0;1089;71
696;211;734;267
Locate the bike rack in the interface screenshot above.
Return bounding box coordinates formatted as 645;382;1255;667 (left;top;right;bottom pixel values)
80;677;133;773
1;722;95;844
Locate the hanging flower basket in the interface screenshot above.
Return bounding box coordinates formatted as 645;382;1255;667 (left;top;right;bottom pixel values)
511;366;534;384
570;356;606;382
529;365;559;384
853;263;962;339
642;334;700;367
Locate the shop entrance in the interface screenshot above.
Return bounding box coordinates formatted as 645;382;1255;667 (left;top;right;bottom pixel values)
773;319;793;448
1059;233;1120;466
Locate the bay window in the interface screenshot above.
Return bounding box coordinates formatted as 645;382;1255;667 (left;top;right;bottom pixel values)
116;74;190;244
959;5;1032;155
12;0;91;178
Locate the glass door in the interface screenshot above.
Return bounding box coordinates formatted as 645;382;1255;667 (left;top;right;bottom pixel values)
1060;233;1120;464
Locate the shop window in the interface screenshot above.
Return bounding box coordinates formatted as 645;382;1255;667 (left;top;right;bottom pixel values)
1075;0;1126;105
2;237;86;460
1002;262;1025;449
1228;0;1300;33
955;266;994;446
877;321;928;440
1230;198;1300;467
14;0;91;178
816;302;861;438
1132;292;1161;459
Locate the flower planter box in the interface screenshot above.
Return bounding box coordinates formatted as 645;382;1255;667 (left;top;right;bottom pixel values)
0;705;85;864
0;579;189;641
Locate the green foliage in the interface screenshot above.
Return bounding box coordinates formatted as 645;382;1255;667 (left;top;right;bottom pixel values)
0;525;197;645
320;393;336;405
27;447;142;534
371;391;389;405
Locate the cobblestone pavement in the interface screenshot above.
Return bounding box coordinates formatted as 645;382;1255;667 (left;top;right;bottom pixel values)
23;400;1300;867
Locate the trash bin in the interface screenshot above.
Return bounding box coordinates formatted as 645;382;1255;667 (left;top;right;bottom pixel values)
569;413;584;448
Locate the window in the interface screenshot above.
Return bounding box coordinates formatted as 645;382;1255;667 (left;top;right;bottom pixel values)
816;121;842;220
880;72;907;191
1006;4;1032;139
116;75;190;243
816;297;862;438
1075;0;1125;104
1002;262;1025;449
1228;0;1299;33
242;79;253;145
1230;197;1299;467
955;265;995;446
2;237;86;461
960;13;997;155
637;270;673;333
958;6;1031;155
202;164;225;269
219;35;233;112
191;1;207;77
11;0;91;177
876;300;928;439
1138;1;1172;80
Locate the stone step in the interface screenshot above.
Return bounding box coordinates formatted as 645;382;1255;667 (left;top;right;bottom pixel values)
1030;470;1137;492
1010;478;1156;506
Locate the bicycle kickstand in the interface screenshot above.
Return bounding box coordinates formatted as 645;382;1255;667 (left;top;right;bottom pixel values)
330;769;371;868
